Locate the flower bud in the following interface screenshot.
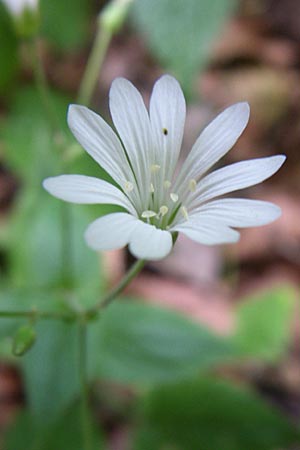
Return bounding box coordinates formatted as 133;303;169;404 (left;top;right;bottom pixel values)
12;324;36;356
100;0;134;34
2;0;40;38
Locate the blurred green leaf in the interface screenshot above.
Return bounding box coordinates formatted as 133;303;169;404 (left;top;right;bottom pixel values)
40;0;91;51
21;321;79;422
232;286;295;361
8;190;103;297
0;3;18;94
132;0;236;93
1;86;69;184
6;403;103;449
134;377;300;450
91;301;234;384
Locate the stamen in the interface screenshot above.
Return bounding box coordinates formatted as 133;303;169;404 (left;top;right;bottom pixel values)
124;181;134;193
188;179;197;192
181;206;189;220
150;183;155;193
162;128;168;135
159;205;168;216
164;180;171;189
170;193;179;202
141;210;157;219
151;164;161;173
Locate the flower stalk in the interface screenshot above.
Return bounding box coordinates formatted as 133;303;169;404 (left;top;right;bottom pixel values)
87;258;146;318
78;0;133;106
77;22;112;106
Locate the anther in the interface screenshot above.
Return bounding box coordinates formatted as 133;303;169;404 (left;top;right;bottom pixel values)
141;210;157;219
162;128;168;135
164;180;171;189
151;164;161;173
159;205;168;216
150;183;155;193
188;179;197;192
170;193;179;202
124;181;134;193
181;206;189;220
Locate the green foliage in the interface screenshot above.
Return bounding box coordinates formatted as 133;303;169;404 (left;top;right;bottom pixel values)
5;403;103;450
8;191;102;295
232;286;295;361
21;321;79;422
1;86;68;184
0;3;18;94
90;301;234;384
0;289;64;339
40;0;91;51
132;0;237;93
134;377;300;450
1;86;105;297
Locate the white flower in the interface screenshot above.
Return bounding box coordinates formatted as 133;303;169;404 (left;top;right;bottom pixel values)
2;0;38;16
43;75;285;261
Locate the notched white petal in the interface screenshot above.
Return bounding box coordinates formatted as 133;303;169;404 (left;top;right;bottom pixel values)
150;74;186;179
84;213;138;251
174;101;250;193
67;105;131;186
109;77;152;205
190;198;282;228
43;175;136;215
129;222;173;260
189;155;286;208
173;221;240;246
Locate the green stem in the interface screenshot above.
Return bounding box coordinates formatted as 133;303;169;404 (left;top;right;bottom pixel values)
77;23;112;106
60;202;73;286
30;36;62;135
78;319;93;450
87;259;145;316
30;36;74;286
0;310;75;321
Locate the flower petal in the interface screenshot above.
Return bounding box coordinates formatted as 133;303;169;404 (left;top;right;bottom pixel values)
84;213;138;251
67;105;133;188
109;78;152;205
188;155;286;209
189;198;281;228
150;75;186;181
43;175;136;215
129;222;173;260
174;102;250;195
173;220;240;245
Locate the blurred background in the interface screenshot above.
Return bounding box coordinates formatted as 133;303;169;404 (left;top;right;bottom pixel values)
0;0;300;449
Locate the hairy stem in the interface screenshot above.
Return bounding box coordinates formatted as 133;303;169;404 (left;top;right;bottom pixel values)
87;259;146;316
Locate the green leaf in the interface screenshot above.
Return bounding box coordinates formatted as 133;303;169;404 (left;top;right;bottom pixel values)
5;403;103;449
132;0;237;93
8;191;102;296
21;321;80;423
91;301;233;384
232;286;296;361
40;0;91;51
0;3;18;94
134;377;300;450
1;86;69;184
